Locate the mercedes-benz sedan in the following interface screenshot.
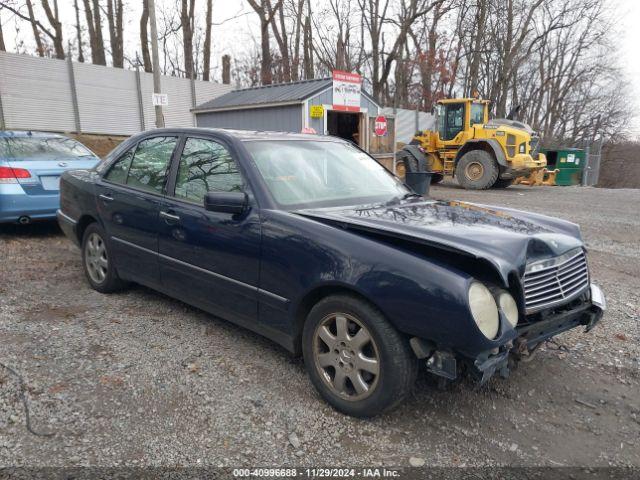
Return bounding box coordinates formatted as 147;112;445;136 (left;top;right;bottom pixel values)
57;128;605;417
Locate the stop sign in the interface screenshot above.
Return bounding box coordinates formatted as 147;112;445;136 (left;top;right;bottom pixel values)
374;115;388;136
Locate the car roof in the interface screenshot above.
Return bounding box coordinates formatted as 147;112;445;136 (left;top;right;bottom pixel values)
0;130;67;138
134;127;347;143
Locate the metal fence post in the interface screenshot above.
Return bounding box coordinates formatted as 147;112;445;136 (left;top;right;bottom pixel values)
581;144;590;186
66;53;82;133
135;64;145;132
592;138;603;185
0;85;6;130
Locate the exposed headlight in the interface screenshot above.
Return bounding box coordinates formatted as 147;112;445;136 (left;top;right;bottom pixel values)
498;292;519;328
468;282;499;339
519;142;526;153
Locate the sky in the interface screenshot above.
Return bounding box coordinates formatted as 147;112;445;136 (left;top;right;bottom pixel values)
618;0;640;135
1;0;640;134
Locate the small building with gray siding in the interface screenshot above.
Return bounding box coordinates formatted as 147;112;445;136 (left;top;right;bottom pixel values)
192;78;382;151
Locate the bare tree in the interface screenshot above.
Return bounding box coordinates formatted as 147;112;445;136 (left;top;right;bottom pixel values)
73;0;84;61
106;0;124;67
82;0;106;65
0;0;66;58
202;0;212;80
221;53;231;83
40;0;64;58
140;0;152;72
302;7;313;78
180;0;195;78
247;0;283;85
0;11;5;51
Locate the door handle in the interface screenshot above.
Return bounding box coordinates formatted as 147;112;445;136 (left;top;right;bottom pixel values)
99;193;114;202
160;210;181;223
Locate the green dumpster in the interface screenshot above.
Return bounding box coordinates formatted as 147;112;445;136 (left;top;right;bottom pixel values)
542;148;585;186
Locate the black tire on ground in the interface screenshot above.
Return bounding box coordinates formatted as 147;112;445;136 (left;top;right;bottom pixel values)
455;150;499;190
302;294;418;418
430;173;444;184
492;178;514;189
81;222;128;293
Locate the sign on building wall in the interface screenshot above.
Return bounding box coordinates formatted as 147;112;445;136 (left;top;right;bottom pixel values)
332;70;361;112
152;93;169;107
310;105;324;118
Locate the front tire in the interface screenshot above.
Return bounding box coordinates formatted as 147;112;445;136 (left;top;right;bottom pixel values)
302;295;417;417
81;223;127;293
455;150;499;189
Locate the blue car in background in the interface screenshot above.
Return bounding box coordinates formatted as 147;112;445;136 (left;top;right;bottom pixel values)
0;131;100;224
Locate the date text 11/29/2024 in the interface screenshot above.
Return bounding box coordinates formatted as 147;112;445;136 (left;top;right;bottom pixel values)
232;468;402;478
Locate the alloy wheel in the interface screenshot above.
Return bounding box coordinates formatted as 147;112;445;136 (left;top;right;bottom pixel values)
85;232;108;284
312;312;380;401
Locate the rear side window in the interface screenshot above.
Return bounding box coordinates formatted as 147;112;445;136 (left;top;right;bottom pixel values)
173;137;243;203
126;137;177;193
104;147;135;184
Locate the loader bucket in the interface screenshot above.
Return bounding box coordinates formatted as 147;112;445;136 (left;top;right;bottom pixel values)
513;167;549;186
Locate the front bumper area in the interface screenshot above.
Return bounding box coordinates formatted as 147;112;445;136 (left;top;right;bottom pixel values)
419;284;605;384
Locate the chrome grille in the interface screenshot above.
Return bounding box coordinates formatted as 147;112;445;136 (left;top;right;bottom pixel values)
523;249;589;312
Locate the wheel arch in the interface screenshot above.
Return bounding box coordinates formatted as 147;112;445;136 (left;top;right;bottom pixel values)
291;283;388;356
454;139;507;174
76;214;99;244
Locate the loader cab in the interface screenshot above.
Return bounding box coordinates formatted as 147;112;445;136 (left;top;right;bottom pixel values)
435;99;489;144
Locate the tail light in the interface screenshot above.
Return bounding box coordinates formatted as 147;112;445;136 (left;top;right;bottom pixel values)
0;166;32;183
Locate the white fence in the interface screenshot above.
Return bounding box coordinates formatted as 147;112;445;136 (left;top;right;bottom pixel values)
0;51;232;136
382;107;434;144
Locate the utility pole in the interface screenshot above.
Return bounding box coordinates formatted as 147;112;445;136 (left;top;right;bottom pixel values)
148;0;164;128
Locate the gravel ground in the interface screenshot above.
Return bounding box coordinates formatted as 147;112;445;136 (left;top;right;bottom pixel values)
0;184;638;469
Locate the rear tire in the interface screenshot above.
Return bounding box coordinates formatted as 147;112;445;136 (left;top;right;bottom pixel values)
492;178;514;189
455;150;499;190
81;223;127;293
302;295;418;417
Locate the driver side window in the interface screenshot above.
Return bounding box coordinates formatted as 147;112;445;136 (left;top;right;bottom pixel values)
174;137;243;204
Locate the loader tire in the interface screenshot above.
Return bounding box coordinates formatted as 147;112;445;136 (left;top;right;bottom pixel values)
456;150;499;190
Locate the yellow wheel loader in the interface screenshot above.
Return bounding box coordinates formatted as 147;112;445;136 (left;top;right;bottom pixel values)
397;98;547;189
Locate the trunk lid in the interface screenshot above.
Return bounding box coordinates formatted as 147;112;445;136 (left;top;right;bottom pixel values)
7;157;99;195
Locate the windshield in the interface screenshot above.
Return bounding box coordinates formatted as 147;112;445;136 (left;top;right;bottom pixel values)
244;140;409;209
0;137;95;160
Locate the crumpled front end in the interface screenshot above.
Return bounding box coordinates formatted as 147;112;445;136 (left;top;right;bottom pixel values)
410;246;605;385
469;283;605;384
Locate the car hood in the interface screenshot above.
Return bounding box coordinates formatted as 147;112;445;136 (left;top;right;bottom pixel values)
296;199;584;284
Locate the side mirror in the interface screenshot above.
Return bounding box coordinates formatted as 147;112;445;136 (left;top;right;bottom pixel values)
204;191;248;215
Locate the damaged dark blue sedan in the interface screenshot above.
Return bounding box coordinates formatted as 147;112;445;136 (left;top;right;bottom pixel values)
57;128;605;417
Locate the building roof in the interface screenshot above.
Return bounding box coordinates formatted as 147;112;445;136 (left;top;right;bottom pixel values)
193;77;378;113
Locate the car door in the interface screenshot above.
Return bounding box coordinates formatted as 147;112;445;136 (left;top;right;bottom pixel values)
96;135;178;288
158;135;260;325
